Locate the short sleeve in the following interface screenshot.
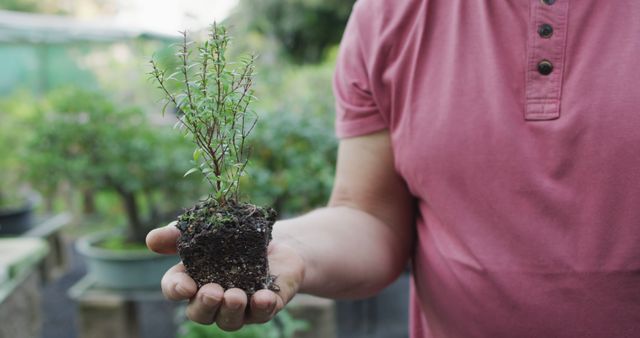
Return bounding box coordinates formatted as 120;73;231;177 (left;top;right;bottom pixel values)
333;1;387;139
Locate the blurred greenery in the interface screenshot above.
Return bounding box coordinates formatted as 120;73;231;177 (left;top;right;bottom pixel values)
178;309;308;338
228;0;356;63
0;44;93;96
243;52;338;216
0;90;40;208
98;235;149;251
0;0;65;14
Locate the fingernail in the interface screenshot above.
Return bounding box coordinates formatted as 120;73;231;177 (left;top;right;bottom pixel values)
202;293;219;307
227;300;242;310
175;284;188;296
255;302;268;311
266;301;276;314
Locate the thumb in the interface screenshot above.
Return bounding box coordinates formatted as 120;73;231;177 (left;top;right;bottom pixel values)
268;241;306;304
146;221;181;255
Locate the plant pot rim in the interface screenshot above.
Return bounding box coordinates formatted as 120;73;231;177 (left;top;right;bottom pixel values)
76;231;165;260
0;192;40;217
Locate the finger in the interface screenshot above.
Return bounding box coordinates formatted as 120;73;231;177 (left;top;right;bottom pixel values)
216;288;248;331
185;283;224;325
161;263;197;301
246;289;278;324
146;221;180;254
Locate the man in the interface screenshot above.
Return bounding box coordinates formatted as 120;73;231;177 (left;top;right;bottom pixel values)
147;0;640;336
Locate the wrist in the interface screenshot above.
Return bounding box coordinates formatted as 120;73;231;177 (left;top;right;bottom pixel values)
272;221;309;294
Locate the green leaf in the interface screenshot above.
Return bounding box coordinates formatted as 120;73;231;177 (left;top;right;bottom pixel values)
193;148;201;162
184;167;199;177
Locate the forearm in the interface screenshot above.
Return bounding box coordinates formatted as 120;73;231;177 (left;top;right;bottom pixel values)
273;205;412;299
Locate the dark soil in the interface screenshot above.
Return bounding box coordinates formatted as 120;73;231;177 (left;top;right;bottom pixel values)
176;199;278;295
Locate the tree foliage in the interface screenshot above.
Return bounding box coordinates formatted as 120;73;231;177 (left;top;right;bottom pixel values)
228;0;356;63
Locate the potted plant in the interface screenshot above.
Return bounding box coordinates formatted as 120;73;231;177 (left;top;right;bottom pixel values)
150;23;277;294
0;93;40;235
27;87;199;288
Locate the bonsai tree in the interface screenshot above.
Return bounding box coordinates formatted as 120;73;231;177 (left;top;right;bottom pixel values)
26;87;196;243
150;23;277;294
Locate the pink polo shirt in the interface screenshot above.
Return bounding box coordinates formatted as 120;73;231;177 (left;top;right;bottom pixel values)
334;0;640;337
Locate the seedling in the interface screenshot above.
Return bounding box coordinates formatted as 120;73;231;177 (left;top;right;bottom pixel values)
151;23;277;293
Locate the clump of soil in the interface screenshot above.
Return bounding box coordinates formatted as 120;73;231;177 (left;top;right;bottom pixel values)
176;199;278;295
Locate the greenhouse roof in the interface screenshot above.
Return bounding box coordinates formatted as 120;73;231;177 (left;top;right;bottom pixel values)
0;10;179;44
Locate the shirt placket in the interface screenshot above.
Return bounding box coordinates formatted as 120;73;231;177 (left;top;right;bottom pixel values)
525;0;570;121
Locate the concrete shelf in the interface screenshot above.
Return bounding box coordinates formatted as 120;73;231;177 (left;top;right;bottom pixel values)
0;237;48;338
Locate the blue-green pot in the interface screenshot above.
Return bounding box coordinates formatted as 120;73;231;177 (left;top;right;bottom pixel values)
76;232;178;289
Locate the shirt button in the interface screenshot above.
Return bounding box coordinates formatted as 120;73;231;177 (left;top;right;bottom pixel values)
537;60;554;75
541;0;556;5
538;24;554;38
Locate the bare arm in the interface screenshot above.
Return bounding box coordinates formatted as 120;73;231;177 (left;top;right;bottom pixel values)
276;130;415;298
146;130;415;329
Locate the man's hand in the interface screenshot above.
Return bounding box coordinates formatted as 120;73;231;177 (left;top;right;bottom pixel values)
146;222;305;331
146;131;414;327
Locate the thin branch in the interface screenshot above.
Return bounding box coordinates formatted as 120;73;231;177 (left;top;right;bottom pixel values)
180;31;197;113
151;23;257;204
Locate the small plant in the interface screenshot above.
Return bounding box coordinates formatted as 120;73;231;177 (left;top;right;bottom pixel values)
150;23;277;294
151;23;257;203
